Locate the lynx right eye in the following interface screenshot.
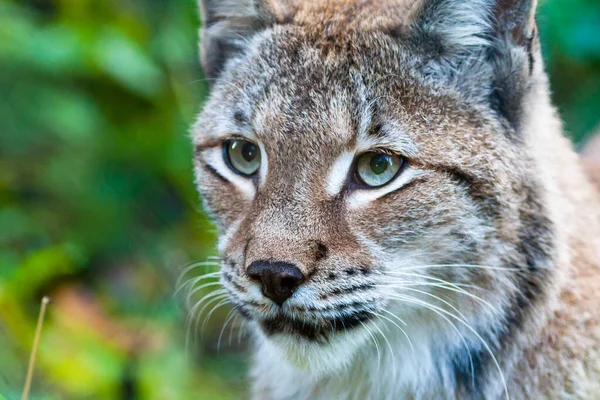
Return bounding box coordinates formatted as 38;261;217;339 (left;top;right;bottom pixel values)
356;151;403;187
224;139;261;176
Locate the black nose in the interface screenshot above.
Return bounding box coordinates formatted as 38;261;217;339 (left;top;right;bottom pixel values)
247;261;305;306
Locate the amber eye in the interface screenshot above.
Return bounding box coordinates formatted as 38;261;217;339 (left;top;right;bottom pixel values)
224;139;261;176
356;152;403;187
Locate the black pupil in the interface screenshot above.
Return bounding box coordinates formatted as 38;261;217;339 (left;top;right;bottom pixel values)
241;142;257;162
370;154;389;175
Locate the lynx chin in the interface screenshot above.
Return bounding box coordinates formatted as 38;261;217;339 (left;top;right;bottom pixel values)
189;0;600;398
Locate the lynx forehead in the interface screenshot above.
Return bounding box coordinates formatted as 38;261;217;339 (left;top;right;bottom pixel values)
191;0;600;399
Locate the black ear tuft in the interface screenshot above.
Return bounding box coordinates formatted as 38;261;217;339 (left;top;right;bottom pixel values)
492;0;537;49
488;0;538;130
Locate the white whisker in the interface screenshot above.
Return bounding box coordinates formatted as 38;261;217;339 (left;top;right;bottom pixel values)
217;308;238;351
189;289;227;319
382;271;500;314
359;320;381;375
201;299;231;335
394;264;518;272
175;270;221;297
185;281;224;307
186;291;228;354
228;314;242;347
389;294;509;400
238;317;248;346
176;262;220;285
386;294;475;390
376;309;414;351
190;291;228;340
372;314;397;378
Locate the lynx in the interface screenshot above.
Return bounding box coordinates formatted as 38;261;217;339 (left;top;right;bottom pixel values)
190;0;600;398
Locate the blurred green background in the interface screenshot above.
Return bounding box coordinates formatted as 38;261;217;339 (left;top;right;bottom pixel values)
0;0;599;399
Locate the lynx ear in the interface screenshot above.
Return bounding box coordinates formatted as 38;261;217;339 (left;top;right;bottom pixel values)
407;0;538;128
408;0;537;55
198;0;290;80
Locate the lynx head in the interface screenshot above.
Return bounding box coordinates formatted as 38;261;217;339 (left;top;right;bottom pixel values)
192;0;554;378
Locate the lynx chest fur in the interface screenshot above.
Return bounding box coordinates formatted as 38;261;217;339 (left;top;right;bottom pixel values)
191;0;600;398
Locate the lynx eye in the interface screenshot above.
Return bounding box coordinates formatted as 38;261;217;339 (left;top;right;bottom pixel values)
224;139;261;176
356;152;403;187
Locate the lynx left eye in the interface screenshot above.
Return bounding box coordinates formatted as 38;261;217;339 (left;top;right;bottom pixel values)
224;139;261;176
356;152;402;187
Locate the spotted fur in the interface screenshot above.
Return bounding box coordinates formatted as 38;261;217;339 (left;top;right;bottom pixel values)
191;0;600;398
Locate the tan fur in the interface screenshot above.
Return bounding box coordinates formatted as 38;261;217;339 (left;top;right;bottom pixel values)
192;0;600;398
502;69;600;398
286;0;414;31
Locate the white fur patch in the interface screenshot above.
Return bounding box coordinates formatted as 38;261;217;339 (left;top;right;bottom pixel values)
254;324;373;379
420;0;492;52
326;151;354;196
347;167;426;209
258;141;269;187
217;217;241;254
356;124;419;157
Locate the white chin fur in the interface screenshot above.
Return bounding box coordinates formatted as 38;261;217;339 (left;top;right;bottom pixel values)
255;326;372;378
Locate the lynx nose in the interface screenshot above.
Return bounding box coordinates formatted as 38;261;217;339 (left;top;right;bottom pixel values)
247;261;305;306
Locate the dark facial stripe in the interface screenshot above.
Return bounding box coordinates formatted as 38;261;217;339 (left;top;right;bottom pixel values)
442;166;503;220
526;28;537;76
449;182;553;398
366;121;386;139
233;110;250;125
326;283;375;297
447;344;487;399
260;310;374;342
504;185;553;329
194;139;222;153
231;302;253;320
204;163;229;184
291;300;375;313
374;174;428;204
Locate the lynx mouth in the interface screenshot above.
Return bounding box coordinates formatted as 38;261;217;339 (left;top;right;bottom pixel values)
259;311;373;342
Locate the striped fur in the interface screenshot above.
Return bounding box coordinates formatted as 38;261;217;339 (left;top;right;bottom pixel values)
191;0;600;398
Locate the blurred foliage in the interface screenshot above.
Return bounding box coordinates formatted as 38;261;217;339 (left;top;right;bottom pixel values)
0;0;599;399
539;0;600;144
0;0;243;398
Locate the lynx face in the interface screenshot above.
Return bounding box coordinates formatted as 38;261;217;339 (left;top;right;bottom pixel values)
193;0;551;378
